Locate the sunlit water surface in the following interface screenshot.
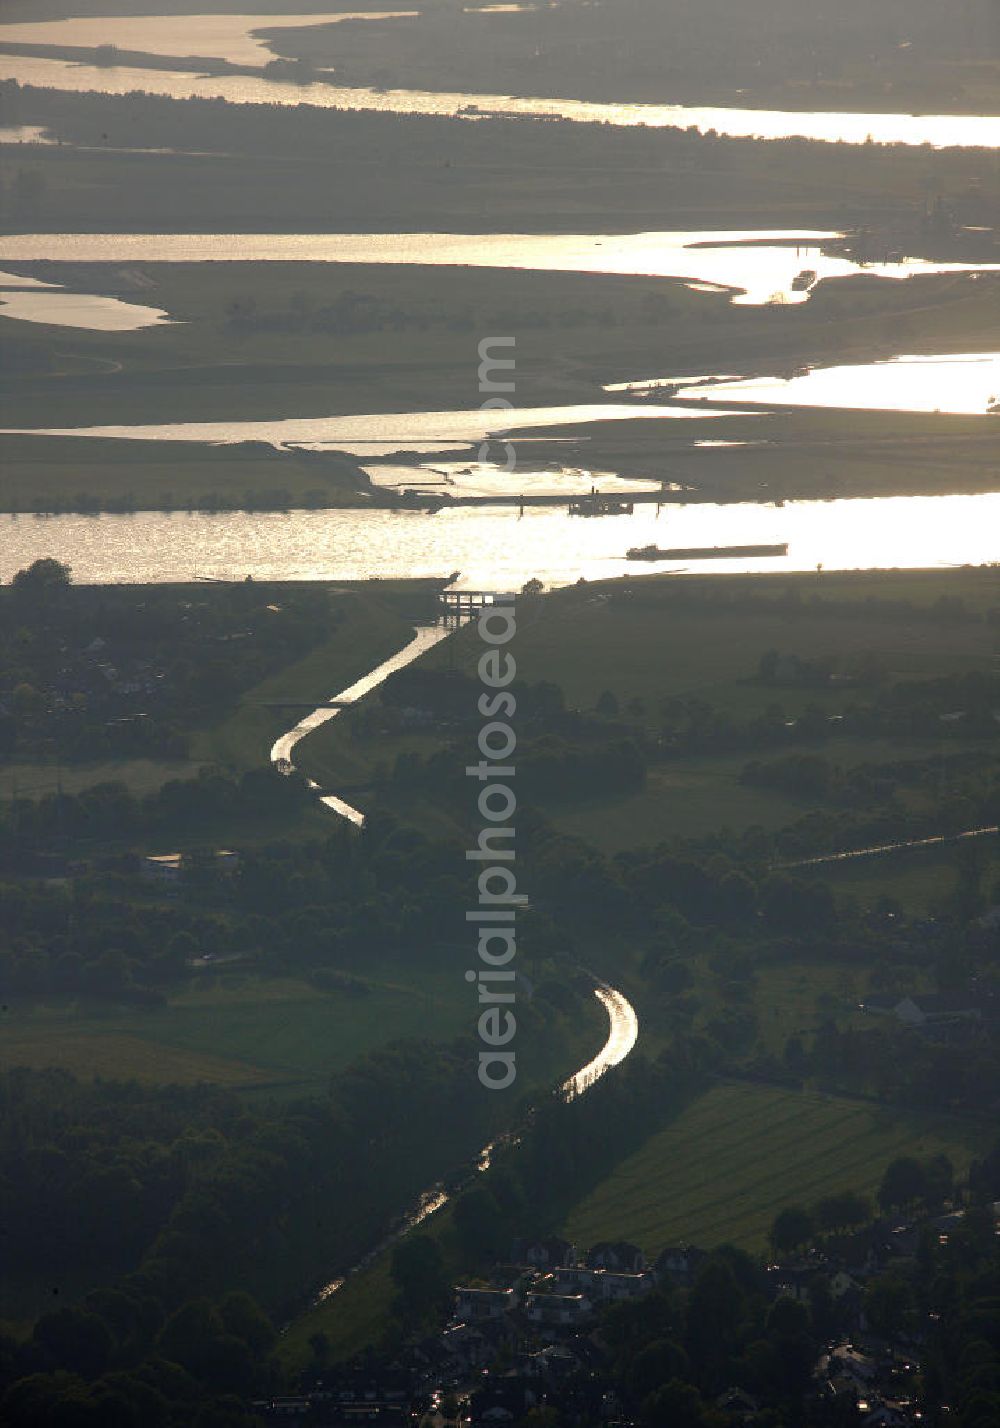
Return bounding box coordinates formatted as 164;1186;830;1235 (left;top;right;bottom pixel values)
3;232;998;307
0;289;172;330
0;12;417;67
3;402;742;456
3;50;1000;147
3;493;998;586
608;352;1000;415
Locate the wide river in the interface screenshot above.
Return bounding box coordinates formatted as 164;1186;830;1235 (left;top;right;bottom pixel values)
4;47;1000;149
4;231;997;309
3;12;1000;150
4;492;1000;587
608;351;1000;416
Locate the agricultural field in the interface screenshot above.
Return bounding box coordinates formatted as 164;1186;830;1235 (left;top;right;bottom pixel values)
0;969;471;1092
505;571;1000;717
0;966;606;1094
298;566;1000;854
819;836;1000;915
0;756;203;801
561;1082;982;1255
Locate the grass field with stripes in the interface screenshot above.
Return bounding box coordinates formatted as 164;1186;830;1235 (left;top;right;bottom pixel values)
563;1082;980;1254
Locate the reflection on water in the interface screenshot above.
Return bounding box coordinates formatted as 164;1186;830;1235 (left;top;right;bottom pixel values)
610;351;1000;415
2;231;997;306
0;124;53;143
4;401;737;457
0;12;417;69
0;265;173;329
270;624;451;825
4;492;1000;587
562;983;639;1100
365;460;665;496
0;288;172;331
270;620;640;1308
3;52;1000;147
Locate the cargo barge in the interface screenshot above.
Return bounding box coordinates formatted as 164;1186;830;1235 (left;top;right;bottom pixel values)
627;542;789;561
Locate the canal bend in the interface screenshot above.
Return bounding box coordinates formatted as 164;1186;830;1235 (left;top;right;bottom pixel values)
270;621;640;1302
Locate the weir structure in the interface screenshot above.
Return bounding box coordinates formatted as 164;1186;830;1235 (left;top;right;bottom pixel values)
438;589;517;618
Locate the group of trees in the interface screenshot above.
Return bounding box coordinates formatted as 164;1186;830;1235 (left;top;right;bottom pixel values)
612;580;996;627
774;1010;1000;1115
741;745;989;810
770;1153;957;1254
0;1024;523;1424
0;564;341;766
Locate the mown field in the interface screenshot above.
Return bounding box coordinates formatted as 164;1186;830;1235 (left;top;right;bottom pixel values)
561;1082;982;1255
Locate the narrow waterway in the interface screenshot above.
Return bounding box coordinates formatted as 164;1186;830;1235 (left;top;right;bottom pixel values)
269;623;451;824
782;824;1000;870
268;619;640;1308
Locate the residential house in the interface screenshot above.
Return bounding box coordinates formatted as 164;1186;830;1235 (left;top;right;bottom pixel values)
511;1237;576;1269
524;1292;593;1327
862;1404;914;1428
586;1241;645;1272
767;1265;814;1304
467;1380;541;1427
600;1271;654;1302
142;853;185;883
253;1400;310;1423
549;1266;601;1295
547;1265;652;1302
654;1244;707;1287
860;993;981;1028
453;1286;518;1321
141;849;240;883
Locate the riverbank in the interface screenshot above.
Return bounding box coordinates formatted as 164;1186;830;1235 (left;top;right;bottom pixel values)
0;433;390;514
3;257;1000;515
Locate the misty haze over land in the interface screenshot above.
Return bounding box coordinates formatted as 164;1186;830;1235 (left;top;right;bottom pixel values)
1;4;1000;1426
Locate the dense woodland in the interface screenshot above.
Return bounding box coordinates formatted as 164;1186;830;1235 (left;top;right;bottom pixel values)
0;1034;511;1426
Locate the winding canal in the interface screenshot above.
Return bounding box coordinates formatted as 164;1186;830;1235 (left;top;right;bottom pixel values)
269;618;640;1307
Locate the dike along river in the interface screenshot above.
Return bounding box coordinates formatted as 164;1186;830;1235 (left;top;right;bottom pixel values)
267;620;640;1306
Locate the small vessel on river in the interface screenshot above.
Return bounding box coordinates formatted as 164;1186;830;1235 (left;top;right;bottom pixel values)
569;488;634;516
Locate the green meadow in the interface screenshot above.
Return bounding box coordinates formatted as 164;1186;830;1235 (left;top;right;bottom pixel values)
298;566;1000;854
561;1082;982;1255
0;969;472;1093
